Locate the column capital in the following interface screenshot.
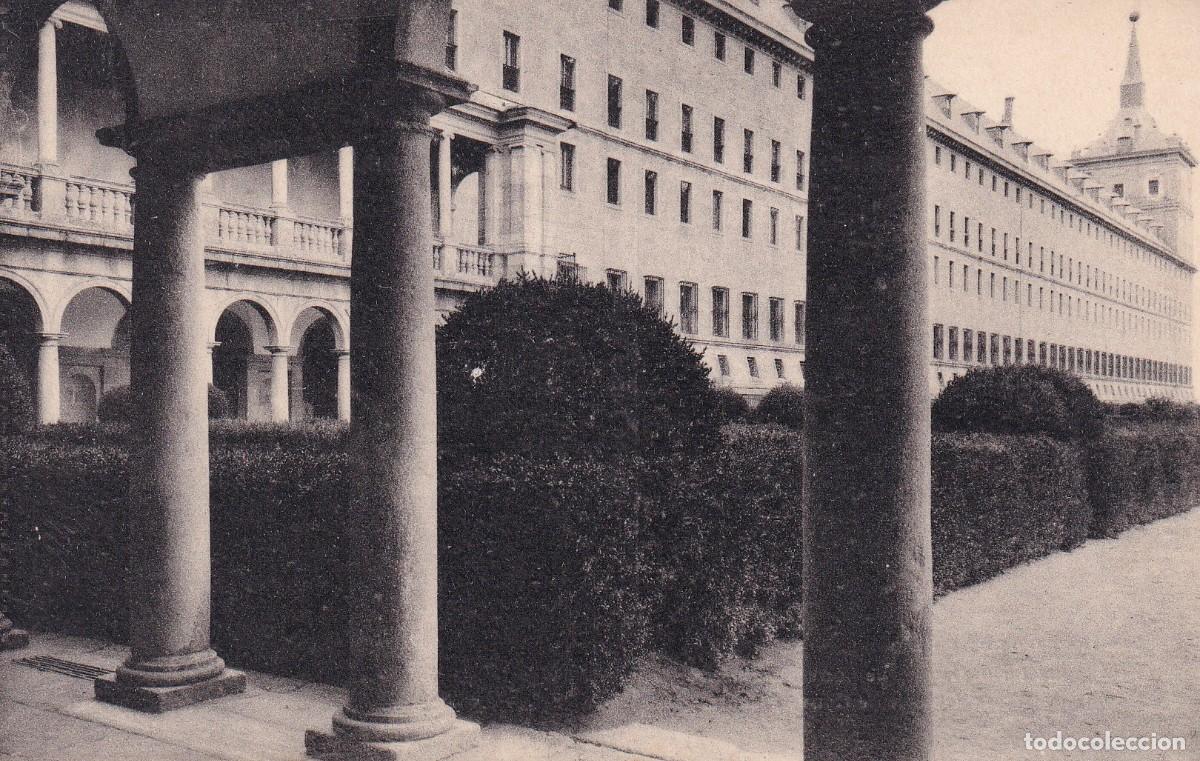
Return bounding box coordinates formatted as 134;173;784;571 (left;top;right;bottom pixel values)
265;345;294;356
36;331;65;345
333;349;351;358
207;341;222;351
803;7;933;48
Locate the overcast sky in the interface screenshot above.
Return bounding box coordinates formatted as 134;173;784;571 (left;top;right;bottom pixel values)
925;0;1200;363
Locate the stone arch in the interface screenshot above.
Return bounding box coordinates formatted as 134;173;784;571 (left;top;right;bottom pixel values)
289;304;346;421
286;302;348;351
211;297;282;421
0;269;49;333
56;284;130;419
209;295;282;349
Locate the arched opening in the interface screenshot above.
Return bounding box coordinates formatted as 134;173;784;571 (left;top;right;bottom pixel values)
0;277;43;398
212;300;276;421
59;285;128;422
291;307;343;422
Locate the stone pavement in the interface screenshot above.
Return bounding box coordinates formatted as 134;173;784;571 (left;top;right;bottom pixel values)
2;508;1197;761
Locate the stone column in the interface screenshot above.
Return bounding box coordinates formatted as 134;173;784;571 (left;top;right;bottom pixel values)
34;19;65;216
335;350;351;422
338;146;354;258
437;130;453;241
35;332;63;425
266;346;292;423
206;341;220;385
270;159;294;248
801;8;934;761
95;153;245;712
306;96;475;760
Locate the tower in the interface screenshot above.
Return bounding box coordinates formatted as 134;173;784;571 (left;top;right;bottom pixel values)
1072;11;1196;261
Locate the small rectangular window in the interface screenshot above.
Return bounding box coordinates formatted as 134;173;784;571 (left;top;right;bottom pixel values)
713;117;725;163
446;10;458;70
963;329;974;362
769;207;779;245
742;292;759;340
747;357;759;378
559;55;576;111
775;358;785;379
606;269;628;291
795;150;806;190
644;276;664;313
741;198;752;238
502;32;521;92
609;0;622;10
680;181;692;223
645;90;659;140
607;75;623;128
606;157;621;204
712;190;723;230
770;140;781;183
796;73;806;99
743;46;755;74
794;301;806;346
717;355;730;376
681;104;693;152
714;31;726;60
743;129;754;173
645;0;659;27
644;170;657;215
933;324;944;360
795;215;805;251
772;61;782;88
681;14;695;44
560;142;575;190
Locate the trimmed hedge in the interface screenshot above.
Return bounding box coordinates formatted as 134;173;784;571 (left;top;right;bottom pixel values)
1088;426;1200;537
0;344;33;434
711;386;751;424
932;432;1092;595
753;384;805;430
99;384;233;422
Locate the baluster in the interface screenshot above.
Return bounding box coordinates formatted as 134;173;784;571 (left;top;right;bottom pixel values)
99;188;112;227
236;212;247;243
64;182;77;218
86;185;98;222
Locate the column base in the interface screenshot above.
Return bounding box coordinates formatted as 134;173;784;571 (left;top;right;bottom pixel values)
94;669;246;713
0;628;30;650
305;719;480;761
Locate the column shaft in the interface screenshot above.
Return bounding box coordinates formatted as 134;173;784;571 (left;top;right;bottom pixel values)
438;132;453;240
335;351;351;422
271;159;289;208
119;154;227;689
337;111;454;742
338;147;354;257
268;347;291;423
36;20;57;165
35;333;62;425
802;12;934;761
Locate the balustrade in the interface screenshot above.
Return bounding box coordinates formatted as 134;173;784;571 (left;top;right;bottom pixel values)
64;179;135;231
216;205;275;247
0;165;35;216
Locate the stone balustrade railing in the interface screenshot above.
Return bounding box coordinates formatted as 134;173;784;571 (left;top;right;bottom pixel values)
0;163;36;216
293;215;342;258
214;203;276;248
65;177;134;231
432;240;507;287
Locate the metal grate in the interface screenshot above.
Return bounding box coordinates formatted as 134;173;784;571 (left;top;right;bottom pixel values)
14;655;113;680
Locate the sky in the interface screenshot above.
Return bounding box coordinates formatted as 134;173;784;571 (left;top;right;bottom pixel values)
924;0;1200;366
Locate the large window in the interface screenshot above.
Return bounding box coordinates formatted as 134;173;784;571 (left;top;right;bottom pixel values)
714;31;726;60
681;14;695;44
560;142;575;190
502;32;521;92
741;198;752;238
712;287;730;337
644;276;664;313
681;104;694;152
606;269;628;291
794;301;806;346
742;292;759;340
645;90;659;140
743;129;754;173
770;140;781;183
607;75;623;128
713;117;725;163
606;158;621;204
795;215;805;251
769;297;784;342
933;324;944;360
559;55;576;111
948;326;959;361
743;46;755;74
680;283;699;334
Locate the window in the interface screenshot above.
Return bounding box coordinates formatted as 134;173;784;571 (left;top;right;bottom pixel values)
606;158;621;204
1148;179;1160;196
977;331;987;364
933;324;944;360
607;75;623;128
775;358;785;379
743;46;755;74
712;190;723;230
502;32;521;92
644;170;657;214
743;129;754;173
714;31;726;60
934;205;940;237
770;140;781;183
681;14;695;44
645;0;659;27
644;276;664;313
446;10;458;70
679;283;698;334
741;198;752;238
949;211;955;242
645;90;659;140
747;357;759;378
935;146;942;165
681;105;694;152
797;73;806;99
772;61;782;88
680;181;692;223
963;329;974;362
609;0;622;10
769;207;779;245
795;215;805;251
794;301;806;346
717;355;730;376
606;269;628;291
1113;183;1124;198
989;334;999;365
742;293;759;340
795;150;806;190
948;327;959;361
769;297;784;342
712;287;729;336
559;55;576;111
560;142;575;190
713;117;725;163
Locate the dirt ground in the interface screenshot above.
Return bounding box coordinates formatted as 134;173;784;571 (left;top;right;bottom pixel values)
580;509;1200;761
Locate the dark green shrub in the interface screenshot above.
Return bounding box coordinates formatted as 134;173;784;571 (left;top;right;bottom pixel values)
711;386;750;424
753;384;805;429
933;365;1103;442
932;432;1091;595
1088;427;1200;537
0;344;34;434
99;384;233;422
654;424;805;669
439;454;651;723
436;275;722;463
1107;397;1199;425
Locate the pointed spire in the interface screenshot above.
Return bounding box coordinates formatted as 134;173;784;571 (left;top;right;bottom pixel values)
1121;11;1145;108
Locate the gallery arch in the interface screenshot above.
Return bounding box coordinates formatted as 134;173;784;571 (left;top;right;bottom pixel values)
58;285;129;422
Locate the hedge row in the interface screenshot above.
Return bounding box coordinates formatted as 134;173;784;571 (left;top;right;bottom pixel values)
1088;425;1200;537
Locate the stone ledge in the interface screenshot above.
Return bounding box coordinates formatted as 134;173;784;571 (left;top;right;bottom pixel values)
305;719;481;761
94;669;247;713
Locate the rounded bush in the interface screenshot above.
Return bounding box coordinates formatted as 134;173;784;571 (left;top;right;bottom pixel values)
0;344;34;434
436;275;723;462
711;386;750;424
753;384;805;430
932;365;1103;442
99;384;232;422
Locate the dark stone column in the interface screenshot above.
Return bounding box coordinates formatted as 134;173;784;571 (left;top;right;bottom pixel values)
306;96;478;760
95;152;245;712
802;8;935;761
